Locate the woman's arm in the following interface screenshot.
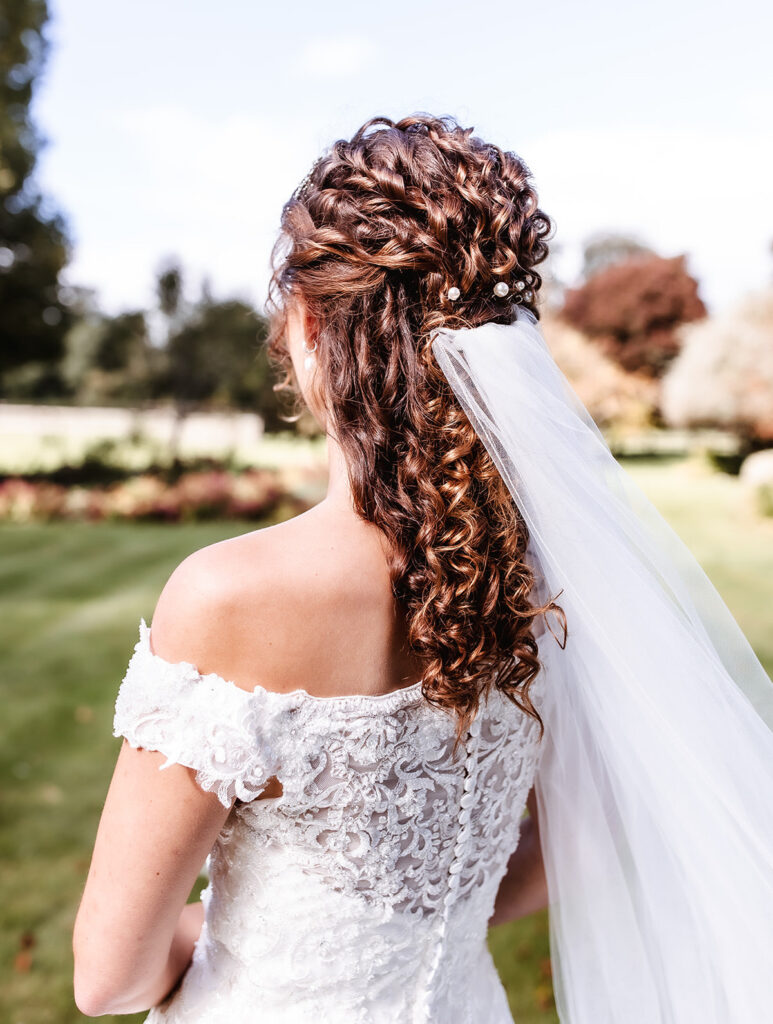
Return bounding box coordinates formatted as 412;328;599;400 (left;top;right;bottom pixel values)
72;741;230;1016
488;785;549;927
73;557;240;1016
136;900;205;1011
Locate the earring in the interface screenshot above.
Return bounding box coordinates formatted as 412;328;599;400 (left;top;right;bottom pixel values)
303;339;317;371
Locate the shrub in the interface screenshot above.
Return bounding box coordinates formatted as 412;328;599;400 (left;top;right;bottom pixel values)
0;468;294;523
540;314;659;431
739;449;773;517
661;288;773;448
560;253;707;378
0;479;67;522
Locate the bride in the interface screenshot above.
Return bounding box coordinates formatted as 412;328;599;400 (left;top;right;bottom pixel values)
72;114;773;1023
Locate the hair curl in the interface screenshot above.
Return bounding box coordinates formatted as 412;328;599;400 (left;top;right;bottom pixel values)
264;113;566;755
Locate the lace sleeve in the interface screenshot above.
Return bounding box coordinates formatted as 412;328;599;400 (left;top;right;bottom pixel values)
112;618;285;807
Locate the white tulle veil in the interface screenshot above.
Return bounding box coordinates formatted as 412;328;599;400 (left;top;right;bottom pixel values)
430;304;773;1024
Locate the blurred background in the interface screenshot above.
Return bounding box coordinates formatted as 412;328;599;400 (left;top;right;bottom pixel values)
1;1;772;1021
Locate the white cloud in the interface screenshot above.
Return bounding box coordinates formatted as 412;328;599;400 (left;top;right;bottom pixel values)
291;34;379;79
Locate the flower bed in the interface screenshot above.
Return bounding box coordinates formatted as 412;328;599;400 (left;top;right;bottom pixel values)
0;468;306;523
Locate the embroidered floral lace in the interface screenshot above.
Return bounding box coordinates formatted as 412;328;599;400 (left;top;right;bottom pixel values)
112;618;548;1023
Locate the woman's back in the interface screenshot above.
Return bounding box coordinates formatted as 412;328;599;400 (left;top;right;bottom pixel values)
154;500;429;704
112;505;549;1023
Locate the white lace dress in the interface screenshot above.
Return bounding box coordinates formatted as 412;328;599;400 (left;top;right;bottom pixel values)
112;617;547;1024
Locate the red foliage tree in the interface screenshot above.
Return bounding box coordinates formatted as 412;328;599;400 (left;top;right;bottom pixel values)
560;254;707;378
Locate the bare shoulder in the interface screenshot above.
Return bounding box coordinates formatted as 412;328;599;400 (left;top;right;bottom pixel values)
147;519;294;677
147;503;393;696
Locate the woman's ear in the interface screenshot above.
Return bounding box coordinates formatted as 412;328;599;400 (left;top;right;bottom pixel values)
302;303;319;348
287;293;318;360
287;296;327;430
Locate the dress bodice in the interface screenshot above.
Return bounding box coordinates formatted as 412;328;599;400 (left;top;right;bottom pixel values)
112;617;549;1024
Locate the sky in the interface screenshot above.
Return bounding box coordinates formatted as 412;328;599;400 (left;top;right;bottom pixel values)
32;0;773;318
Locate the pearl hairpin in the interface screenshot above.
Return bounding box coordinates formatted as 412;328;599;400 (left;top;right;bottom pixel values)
445;279;529;303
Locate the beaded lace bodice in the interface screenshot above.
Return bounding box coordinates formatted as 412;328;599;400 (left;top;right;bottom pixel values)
113;617;549;1024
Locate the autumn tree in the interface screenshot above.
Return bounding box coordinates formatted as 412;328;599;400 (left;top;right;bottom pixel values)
560;253;707;378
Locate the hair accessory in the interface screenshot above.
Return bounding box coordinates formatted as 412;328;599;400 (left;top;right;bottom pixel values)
303;338;317;371
493;281;510;298
447;286;461;302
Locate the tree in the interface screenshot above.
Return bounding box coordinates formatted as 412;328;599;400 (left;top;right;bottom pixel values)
93;311;148;373
661;287;773;449
560;253;707;379
156;256;186;327
0;0;74;397
163;294;288;431
580;230;656;281
90;310;161;403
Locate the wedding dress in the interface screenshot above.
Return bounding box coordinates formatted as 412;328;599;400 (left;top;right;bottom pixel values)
113;615;556;1024
110;303;773;1023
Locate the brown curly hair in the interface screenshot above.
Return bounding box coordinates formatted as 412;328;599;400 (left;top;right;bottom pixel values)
264;113;566;755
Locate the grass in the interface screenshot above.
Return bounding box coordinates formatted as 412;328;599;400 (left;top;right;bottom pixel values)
1;454;771;1024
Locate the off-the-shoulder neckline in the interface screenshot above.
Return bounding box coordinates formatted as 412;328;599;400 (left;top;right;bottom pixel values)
136;617;427;711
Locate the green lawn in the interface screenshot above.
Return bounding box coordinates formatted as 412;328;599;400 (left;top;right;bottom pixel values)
1;455;771;1024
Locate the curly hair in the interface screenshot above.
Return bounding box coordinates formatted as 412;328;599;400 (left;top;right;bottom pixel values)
264;113;566;755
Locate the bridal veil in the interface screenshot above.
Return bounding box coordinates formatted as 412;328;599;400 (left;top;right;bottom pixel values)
431;305;773;1023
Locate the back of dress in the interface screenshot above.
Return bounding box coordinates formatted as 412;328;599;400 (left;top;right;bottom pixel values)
113;617;549;1024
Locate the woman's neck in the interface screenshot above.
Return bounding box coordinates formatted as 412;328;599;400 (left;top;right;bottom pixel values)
323;430;355;511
